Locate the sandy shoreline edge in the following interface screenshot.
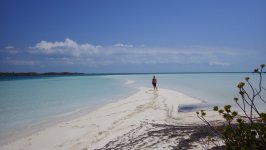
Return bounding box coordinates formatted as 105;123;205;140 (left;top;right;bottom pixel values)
0;84;138;146
0;87;223;150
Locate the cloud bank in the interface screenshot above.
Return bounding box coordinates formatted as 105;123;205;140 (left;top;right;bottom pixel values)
30;38;99;57
1;38;261;72
27;38;240;66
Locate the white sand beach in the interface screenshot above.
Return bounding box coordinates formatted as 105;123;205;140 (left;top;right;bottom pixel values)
0;87;224;150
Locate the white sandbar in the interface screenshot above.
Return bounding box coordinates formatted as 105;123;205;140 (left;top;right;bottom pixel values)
0;87;222;150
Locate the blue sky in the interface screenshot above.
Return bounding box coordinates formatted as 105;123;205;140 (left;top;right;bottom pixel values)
0;0;265;73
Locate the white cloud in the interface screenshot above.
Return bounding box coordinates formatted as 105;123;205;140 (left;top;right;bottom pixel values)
28;38;242;66
5;46;15;49
30;38;99;57
3;46;19;54
114;43;134;48
34;38;78;50
209;61;230;66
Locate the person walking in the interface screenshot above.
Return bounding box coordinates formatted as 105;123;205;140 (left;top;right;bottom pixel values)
152;76;157;91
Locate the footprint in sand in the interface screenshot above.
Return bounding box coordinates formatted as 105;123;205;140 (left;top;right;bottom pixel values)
57;144;63;148
145;90;158;94
72;125;84;128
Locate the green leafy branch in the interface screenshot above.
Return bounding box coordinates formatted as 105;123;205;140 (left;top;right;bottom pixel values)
196;64;266;149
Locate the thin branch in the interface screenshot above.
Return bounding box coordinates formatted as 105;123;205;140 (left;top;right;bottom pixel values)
242;88;260;119
262;86;266;91
256;89;266;103
197;115;221;136
247;89;261;116
241;95;251;107
242;95;259;115
254;70;263;97
242;96;246;112
247;80;256;98
235;101;249;120
242;96;259;123
242;88;253;103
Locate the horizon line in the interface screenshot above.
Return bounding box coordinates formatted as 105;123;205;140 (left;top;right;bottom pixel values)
1;71;263;75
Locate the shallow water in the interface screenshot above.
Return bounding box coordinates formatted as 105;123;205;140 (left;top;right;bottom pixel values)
111;73;266;111
0;73;265;140
0;75;134;139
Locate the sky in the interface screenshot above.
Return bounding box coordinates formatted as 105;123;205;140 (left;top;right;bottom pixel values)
0;0;265;73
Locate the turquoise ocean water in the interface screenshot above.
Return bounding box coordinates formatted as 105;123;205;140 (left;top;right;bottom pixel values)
0;73;265;143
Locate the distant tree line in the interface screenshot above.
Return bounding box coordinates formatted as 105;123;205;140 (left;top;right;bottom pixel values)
0;72;85;76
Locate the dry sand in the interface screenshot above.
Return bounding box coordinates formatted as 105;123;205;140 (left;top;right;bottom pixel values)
0;87;224;150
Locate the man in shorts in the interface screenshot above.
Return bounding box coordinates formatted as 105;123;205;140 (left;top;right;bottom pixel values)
152;76;157;91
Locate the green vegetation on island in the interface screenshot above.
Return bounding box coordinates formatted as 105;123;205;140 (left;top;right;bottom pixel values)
0;72;85;77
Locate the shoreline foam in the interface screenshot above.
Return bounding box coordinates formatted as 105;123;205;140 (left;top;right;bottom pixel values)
0;87;223;150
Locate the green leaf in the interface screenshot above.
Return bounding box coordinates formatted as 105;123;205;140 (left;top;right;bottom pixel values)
260;64;265;68
213;106;218;111
232;111;238;117
237;82;245;89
